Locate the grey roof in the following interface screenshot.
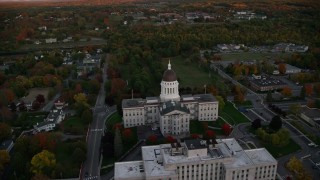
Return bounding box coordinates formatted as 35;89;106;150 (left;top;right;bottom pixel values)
193;94;217;102
34;121;55;128
46;109;62;122
184;139;207;150
160;101;189;115
122;98;146;108
249;75;286;87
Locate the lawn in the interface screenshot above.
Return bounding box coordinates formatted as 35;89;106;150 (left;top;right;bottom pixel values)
166;56;214;88
190;118;226;136
217;52;289;61
220;102;250;125
105;112;122;132
61;116;87;135
263;139;301;158
14;112;49;129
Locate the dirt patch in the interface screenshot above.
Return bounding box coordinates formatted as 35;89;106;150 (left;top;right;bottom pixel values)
22;88;51;103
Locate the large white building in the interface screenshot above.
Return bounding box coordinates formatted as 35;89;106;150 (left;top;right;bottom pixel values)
114;138;278;180
122;61;219;136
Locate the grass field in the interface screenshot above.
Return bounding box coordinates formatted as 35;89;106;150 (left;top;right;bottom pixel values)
163;56;229;90
217;52;289;61
263;139;301;158
220;102;250;125
14;112;49;129
62;116;87;134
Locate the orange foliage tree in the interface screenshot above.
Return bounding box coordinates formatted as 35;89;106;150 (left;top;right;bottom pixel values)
278;63;286;74
281;86;292;97
304;84;313;97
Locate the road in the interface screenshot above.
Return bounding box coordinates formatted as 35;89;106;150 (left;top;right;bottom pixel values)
81;55;110;180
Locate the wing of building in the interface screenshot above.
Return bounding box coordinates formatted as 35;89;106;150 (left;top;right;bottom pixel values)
114;138;278;180
122;61;219;136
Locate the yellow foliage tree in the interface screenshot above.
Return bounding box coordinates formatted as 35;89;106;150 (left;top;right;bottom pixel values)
0;150;10;172
30;150;56;175
73;93;90;108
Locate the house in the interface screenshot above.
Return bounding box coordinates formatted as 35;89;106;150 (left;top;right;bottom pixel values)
34;121;56;132
0;139;14;152
34;108;65;133
300;106;320;129
45;38;57;44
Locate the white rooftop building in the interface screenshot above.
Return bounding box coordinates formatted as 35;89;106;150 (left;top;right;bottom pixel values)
122;61;219;136
114;138;277;180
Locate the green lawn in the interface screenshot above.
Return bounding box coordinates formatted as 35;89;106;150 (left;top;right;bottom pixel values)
263;139;301;158
217;52;289;61
62;116;87;134
221;102;250;125
14;112;49;129
167;56;214;88
190;118;226;135
105;113;122;132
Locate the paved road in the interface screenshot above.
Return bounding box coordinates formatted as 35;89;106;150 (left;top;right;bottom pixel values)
81;55;109;180
42;93;61;111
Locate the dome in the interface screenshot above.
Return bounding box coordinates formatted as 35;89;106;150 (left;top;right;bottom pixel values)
162;69;177;82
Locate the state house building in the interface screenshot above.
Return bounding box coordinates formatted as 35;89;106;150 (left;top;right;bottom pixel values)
122;61;219;136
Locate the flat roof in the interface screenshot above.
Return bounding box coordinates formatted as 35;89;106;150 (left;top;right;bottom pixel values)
142;145;176;178
185;139;207;150
249;75;286;87
122;98;145;108
114;161;145;179
245;148;277;165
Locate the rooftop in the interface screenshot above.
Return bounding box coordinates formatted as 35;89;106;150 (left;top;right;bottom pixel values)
160;101;190;115
115;138;277;179
114;161;145;179
122;98;146;108
249;75;286;87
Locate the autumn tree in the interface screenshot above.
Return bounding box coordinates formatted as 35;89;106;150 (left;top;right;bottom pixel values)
190;134;200;139
146;135;158;145
74;93;90;114
114;128;123;158
122;128;134;143
203;130;215;140
278;63;286;74
222;123;232;136
32;101;41;110
287;156;312;180
304;84;313;97
281;87;292;97
30;150;56;176
0;150;10;173
0;122;11;142
36;94;45;104
166;136;176;143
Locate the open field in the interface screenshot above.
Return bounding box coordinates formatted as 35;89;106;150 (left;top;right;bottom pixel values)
220;102;251;124
263;139;301;158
